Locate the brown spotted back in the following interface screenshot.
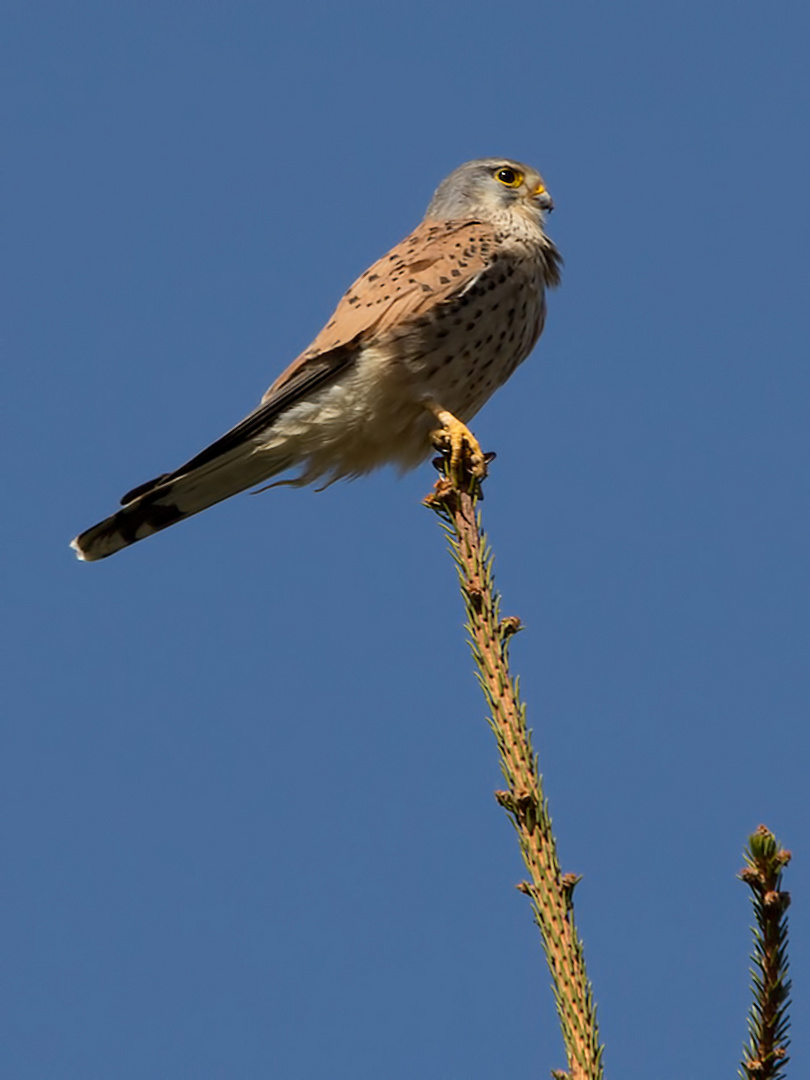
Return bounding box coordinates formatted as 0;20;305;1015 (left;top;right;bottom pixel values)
263;220;495;401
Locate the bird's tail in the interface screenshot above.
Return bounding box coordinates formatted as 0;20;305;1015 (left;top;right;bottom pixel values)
71;444;294;561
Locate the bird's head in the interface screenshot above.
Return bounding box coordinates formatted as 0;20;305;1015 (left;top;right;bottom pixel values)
425;158;554;227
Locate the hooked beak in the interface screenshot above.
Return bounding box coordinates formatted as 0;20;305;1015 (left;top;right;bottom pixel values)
531;183;554;212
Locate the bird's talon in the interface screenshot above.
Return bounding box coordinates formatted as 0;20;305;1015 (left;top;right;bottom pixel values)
430;415;487;485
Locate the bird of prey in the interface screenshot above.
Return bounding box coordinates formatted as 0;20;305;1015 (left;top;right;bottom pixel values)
71;157;561;561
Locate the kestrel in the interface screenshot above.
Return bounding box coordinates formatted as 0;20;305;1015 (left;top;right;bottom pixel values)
71;158;561;561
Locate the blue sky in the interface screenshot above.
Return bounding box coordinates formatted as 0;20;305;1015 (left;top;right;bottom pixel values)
3;2;808;1076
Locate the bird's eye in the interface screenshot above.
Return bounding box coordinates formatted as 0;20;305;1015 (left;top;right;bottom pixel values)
494;166;523;188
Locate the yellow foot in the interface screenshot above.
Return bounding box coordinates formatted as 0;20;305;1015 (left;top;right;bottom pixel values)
430;409;487;483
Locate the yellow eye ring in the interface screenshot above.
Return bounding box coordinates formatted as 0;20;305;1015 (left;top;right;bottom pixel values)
494;166;524;188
